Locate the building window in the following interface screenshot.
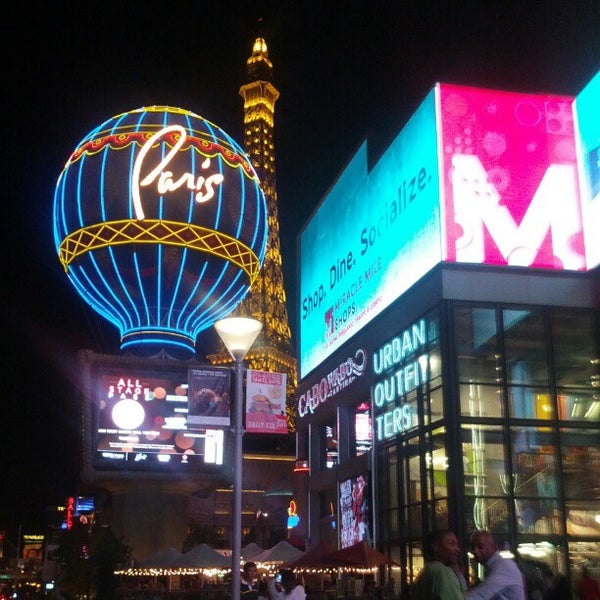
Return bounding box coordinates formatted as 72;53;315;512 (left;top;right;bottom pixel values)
354;401;372;456
324;418;338;469
461;424;510;533
402;436;424;539
460;383;503;418
374;302;598;591
318;490;337;545
503;309;549;387
510;427;561;534
455;304;600;544
379;445;400;538
552;311;600;423
423;427;449;529
508;386;554;420
562;428;600;537
455;306;500;384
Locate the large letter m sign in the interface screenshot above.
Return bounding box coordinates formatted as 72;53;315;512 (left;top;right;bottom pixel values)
449;154;585;270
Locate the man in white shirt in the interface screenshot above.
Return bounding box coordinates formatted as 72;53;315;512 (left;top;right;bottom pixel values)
280;570;306;600
467;530;526;600
268;572;286;600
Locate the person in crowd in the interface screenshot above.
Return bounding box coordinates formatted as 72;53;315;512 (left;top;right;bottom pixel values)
578;564;600;600
383;577;397;600
362;578;378;599
414;529;465;600
467;530;525;600
200;579;214;600
241;561;259;600
513;553;555;600
450;559;469;594
258;577;270;600
268;572;286;600
544;573;570;600
280;569;306;599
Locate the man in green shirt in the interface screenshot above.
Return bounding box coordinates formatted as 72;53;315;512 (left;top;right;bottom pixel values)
414;529;466;600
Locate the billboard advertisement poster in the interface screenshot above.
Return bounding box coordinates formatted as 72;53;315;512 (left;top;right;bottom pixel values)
187;367;232;428
299;89;441;378
245;369;288;434
439;84;584;270
339;472;371;549
94;370;220;469
22;535;44;562
574;71;600;269
299;82;598;380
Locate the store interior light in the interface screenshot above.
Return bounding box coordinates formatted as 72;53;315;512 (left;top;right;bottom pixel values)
571;399;584;419
294;459;310;473
584;401;599;420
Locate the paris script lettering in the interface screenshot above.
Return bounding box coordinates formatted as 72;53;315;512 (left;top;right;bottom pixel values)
131;124;225;220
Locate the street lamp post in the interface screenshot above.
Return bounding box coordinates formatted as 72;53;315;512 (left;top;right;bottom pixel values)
214;317;262;600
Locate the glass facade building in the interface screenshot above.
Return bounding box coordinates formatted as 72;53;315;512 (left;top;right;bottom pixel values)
294;265;599;596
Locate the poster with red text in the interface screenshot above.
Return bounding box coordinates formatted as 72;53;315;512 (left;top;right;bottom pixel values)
339;472;371;548
245;370;288;434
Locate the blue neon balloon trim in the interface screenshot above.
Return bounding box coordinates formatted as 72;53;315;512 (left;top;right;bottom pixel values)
53;106;268;354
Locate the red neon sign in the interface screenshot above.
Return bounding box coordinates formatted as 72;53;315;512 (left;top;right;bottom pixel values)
66;496;75;530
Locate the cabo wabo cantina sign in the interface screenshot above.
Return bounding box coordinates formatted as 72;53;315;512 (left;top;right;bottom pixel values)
297;348;367;418
53;107;268;355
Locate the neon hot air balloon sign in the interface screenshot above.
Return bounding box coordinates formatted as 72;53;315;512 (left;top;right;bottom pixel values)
53;106;268;356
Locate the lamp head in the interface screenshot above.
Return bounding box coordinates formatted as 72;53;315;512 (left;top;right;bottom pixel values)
214;317;262;361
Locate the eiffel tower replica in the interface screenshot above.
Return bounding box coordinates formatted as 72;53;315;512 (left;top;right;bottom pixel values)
208;37;298;429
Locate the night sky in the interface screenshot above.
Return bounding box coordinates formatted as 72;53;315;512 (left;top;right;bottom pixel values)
3;1;599;542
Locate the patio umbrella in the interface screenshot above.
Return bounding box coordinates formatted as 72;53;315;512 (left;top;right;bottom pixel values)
138;547;184;568
178;543;230;569
242;542;265;561
283;540;343;571
327;541;399;568
255;540;305;564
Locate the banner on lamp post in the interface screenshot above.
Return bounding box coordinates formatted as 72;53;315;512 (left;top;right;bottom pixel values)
245;370;288;433
187;367;232;428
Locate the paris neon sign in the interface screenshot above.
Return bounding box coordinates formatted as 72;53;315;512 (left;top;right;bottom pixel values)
54;106;268;356
131;124;225;220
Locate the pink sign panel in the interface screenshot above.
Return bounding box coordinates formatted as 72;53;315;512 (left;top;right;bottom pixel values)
439;84;585;270
245;370;288;434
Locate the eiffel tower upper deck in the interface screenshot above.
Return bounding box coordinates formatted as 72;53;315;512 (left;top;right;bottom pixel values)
208;38;297;425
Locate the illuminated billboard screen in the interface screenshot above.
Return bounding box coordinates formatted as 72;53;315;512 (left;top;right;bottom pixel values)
22;535;44;562
439;84;583;270
299;82;597;379
299;89;441;377
574;71;600;269
74;496;95;515
92;366;229;471
339;472;371;548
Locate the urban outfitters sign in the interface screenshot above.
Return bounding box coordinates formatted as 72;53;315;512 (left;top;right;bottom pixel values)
372;319;428;441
